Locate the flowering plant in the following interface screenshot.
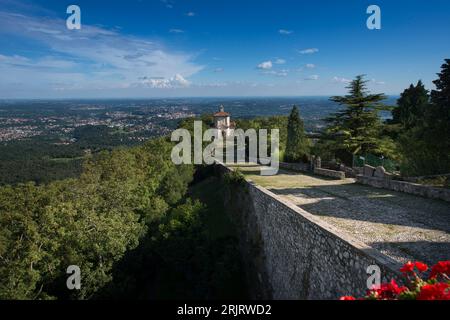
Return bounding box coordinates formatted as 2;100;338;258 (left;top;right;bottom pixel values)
340;261;450;300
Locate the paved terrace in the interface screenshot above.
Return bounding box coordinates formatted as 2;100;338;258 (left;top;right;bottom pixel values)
228;163;450;265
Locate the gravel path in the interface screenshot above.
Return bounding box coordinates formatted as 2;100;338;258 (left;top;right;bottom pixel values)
233;164;450;265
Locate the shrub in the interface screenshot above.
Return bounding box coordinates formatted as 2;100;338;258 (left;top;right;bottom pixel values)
223;170;245;186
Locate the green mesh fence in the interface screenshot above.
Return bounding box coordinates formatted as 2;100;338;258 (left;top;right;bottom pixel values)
354;153;398;172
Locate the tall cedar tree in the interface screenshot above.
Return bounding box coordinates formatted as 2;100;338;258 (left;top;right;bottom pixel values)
392;80;429;129
285;106;309;162
326;75;387;158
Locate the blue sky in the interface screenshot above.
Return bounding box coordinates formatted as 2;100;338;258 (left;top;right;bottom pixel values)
0;0;449;98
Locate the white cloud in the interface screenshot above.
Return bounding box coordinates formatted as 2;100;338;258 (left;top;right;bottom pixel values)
161;0;174;9
0;54;77;69
257;61;273;70
333;76;352;83
0;11;203;93
305;75;319;80
186;12;196;17
279;29;293;35
139;74;190;88
274;70;288;77
169;28;184;33
193;81;228;88
262;69;289;77
305;63;315;69
298;48;319;54
274;58;286;65
213;68;224;73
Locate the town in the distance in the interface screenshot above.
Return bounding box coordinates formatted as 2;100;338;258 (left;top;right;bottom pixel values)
0;97;375;185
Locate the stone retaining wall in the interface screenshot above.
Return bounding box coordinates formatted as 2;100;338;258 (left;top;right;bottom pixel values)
216;163;401;300
279;162;346;180
356;175;450;203
279;161;310;172
314;168;346;180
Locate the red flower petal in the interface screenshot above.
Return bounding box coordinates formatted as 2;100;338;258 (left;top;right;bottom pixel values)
430;261;450;278
400;261;415;274
414;261;428;272
417;283;450;300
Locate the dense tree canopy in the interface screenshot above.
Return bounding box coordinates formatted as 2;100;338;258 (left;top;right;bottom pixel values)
427;59;450;171
392;80;429;130
0;138;195;299
397;59;450;176
284;106;310;163
0;130;248;300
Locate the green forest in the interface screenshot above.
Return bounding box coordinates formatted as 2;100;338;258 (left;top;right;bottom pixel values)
0;125;149;186
0;137;248;299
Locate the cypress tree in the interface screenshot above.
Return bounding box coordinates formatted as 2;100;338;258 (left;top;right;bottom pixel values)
392;80;429;129
285;106;309;162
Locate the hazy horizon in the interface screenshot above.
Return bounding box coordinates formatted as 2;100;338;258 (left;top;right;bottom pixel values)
0;94;401;102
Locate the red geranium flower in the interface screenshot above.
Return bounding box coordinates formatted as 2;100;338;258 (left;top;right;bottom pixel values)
337;261;450;301
400;261;415;274
430;261;450;279
414;261;428;272
417;283;450;300
369;279;407;300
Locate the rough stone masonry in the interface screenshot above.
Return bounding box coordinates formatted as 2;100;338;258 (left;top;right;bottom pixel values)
217;163;450;299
